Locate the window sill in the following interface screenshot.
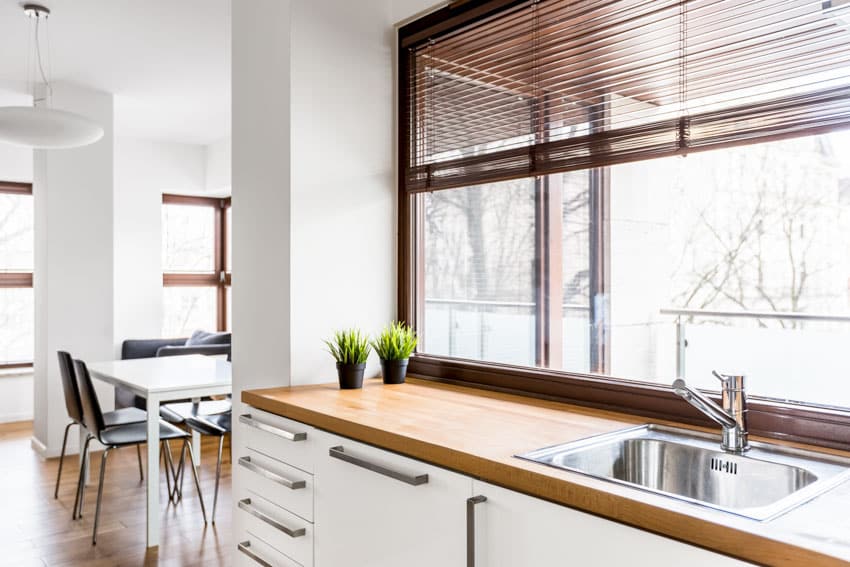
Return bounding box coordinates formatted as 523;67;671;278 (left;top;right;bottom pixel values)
409;354;850;453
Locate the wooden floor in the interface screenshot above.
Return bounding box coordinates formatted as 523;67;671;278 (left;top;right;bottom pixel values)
0;421;232;566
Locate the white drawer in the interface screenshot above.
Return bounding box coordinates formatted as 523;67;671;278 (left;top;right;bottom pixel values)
236;535;303;567
240;407;315;473
238;493;313;567
238;448;314;521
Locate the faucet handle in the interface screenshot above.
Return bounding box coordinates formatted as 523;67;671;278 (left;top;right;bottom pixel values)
712;370;728;384
712;370;745;389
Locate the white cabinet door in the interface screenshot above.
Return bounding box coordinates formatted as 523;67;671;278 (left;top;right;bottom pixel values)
315;434;471;567
470;481;753;567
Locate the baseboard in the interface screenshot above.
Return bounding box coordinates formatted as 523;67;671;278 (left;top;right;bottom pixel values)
0;412;33;424
30;435;49;459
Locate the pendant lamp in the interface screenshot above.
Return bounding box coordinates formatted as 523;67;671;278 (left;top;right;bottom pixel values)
0;4;104;149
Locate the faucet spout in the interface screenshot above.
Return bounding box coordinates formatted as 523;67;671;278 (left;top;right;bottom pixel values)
672;374;749;452
672;379;737;429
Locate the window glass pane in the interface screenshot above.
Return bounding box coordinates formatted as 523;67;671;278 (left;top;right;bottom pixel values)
162;204;214;273
0;287;33;363
421;179;537;365
162;287;216;338
609;131;850;409
558;171;592;374
225;206;232;272
417;130;850;411
0;193;33;271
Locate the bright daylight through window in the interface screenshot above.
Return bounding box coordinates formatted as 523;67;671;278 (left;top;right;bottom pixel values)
420;132;850;409
402;0;850;414
161;195;231;337
0;183;33;367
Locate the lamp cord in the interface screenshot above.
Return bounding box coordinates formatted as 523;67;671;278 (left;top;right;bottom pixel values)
34;16;52;103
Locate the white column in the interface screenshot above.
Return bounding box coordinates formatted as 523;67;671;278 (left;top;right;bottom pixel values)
32;83;115;458
231;0;293;396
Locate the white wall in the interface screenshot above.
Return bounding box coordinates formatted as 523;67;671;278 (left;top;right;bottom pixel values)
289;0;402;384
113;138;207;349
205;136;232;195
33;83;115;457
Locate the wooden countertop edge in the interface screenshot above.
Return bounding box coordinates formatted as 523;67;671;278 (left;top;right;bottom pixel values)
242;387;847;567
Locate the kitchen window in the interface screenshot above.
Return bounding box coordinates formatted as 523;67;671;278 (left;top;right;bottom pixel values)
399;0;850;448
0;182;33;368
162;194;231;337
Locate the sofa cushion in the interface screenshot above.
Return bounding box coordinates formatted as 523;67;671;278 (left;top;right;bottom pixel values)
185;330;231;346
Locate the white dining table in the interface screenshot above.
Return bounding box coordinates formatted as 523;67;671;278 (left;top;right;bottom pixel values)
87;354;232;548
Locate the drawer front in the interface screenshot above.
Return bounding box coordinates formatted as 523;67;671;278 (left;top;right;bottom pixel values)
238;448;314;521
238;494;313;567
241;407;314;473
236;535;303;567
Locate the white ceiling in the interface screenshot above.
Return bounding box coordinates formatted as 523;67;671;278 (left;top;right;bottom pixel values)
0;0;231;145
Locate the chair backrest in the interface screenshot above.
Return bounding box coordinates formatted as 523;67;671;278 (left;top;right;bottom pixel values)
57;351;84;424
73;359;107;437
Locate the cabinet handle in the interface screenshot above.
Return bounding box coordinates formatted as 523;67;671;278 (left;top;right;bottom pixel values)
467;495;487;567
238;456;306;489
238;498;307;538
237;541;273;567
329;445;429;486
239;413;307;441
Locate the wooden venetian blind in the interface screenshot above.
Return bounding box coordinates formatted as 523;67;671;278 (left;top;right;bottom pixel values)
401;0;850;193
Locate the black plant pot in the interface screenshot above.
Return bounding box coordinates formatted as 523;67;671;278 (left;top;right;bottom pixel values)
381;358;409;385
336;362;366;390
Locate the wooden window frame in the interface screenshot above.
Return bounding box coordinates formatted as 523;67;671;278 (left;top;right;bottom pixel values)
0;182;34;370
162;194;232;332
397;1;850;452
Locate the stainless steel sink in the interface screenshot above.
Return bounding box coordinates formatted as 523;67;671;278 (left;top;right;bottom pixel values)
517;424;850;520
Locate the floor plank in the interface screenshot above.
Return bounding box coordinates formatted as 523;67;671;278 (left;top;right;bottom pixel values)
0;421;232;566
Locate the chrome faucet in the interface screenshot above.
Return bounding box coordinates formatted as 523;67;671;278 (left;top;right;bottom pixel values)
672;371;749;453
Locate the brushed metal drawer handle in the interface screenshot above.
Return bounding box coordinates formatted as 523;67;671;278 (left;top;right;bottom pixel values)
240;413;307;441
238;540;273;567
329;445;429;486
467;495;487;567
238;498;307;538
238;456;307;490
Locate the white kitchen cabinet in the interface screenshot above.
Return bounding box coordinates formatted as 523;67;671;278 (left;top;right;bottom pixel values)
237;408;753;567
469;480;752;566
315;434;471;567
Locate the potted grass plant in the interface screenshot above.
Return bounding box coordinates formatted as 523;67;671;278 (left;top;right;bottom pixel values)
324;328;372;389
372;321;418;384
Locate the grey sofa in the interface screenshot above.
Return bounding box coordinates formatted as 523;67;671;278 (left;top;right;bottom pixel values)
116;334;231;410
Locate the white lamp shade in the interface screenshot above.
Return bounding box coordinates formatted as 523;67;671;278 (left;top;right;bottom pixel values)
0;106;104;149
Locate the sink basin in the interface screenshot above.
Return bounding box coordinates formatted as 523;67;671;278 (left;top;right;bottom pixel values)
517;424;850;520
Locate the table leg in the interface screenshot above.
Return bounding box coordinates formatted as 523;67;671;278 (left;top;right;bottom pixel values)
146;396;160;548
191;397;201;466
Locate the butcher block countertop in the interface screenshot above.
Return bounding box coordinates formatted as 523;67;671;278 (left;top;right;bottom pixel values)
242;377;850;566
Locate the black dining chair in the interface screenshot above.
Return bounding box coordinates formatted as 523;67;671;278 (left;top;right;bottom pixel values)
73;358;208;545
55;351;147;503
183;411;231;523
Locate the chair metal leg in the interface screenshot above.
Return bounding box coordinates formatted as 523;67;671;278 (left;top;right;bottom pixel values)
173;441;186;501
212;435;224;523
163;441;177;503
161;441;171;502
74;434;93;520
183;439;208;524
54;421;74;499
92;447;112;545
136;443;144;483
